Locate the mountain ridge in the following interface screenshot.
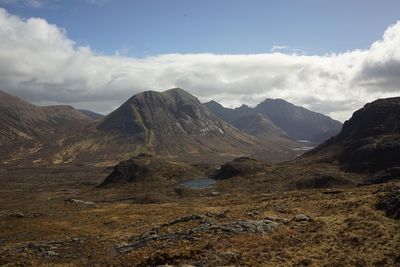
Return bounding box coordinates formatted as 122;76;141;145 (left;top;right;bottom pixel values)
0;90;93;146
204;98;342;143
0;88;300;165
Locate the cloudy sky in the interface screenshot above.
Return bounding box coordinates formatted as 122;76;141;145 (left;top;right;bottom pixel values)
0;0;400;122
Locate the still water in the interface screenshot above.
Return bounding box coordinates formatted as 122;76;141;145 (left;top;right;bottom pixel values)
180;178;216;189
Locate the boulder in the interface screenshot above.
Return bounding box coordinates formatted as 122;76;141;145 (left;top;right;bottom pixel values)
293;214;310;222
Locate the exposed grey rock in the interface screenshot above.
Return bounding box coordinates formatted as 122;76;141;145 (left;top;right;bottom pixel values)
45;250;59;257
116;214;279;253
0;210;42;218
66;198;96;206
293;214;310;221
10;238;85;258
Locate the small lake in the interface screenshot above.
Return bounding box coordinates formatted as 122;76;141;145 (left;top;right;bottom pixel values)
180;178;216;189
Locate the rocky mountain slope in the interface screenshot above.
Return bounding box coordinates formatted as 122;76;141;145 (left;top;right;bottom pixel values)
215;96;400;189
202;97;400;189
230;113;288;139
205;99;342;143
95;88;297;162
0;90;92;146
0;89;300;165
309;97;400;174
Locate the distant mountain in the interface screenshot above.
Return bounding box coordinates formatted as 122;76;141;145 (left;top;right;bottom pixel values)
204;100;250;123
255;99;342;143
0;90;92;146
204;101;287;139
78;109;104;120
309;97;400;173
205;99;342;143
230;113;287;139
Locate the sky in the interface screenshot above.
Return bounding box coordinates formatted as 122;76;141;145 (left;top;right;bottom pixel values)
0;0;400;121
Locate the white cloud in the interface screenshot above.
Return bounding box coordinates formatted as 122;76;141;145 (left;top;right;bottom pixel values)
0;8;399;122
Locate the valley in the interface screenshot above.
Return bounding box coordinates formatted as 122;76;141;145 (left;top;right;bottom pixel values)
0;89;399;266
1;2;400;266
0;164;399;266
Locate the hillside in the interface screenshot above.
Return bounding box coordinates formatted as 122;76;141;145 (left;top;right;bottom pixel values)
0;90;92;146
309;97;400;174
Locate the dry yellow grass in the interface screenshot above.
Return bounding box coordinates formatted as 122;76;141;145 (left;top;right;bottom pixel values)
0;165;399;266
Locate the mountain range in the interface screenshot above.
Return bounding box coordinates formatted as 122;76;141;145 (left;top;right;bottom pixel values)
0;88;342;165
204;98;342;143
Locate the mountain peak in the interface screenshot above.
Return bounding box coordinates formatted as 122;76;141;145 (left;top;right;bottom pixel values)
164;87;188;94
255;98;341;143
96;88;273;160
204;100;224;107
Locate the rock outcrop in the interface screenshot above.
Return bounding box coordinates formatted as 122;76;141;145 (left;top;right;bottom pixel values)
310;97;400;174
213;157;267;180
99;153;203;186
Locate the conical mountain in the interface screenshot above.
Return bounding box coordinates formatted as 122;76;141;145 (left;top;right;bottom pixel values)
96;88;276;160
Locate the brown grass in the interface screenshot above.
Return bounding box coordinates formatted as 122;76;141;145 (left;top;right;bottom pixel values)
0;165;399;266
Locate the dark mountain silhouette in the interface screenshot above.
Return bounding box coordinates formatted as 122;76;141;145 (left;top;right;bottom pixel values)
0;90;92;146
309;97;400;174
205;99;342;143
